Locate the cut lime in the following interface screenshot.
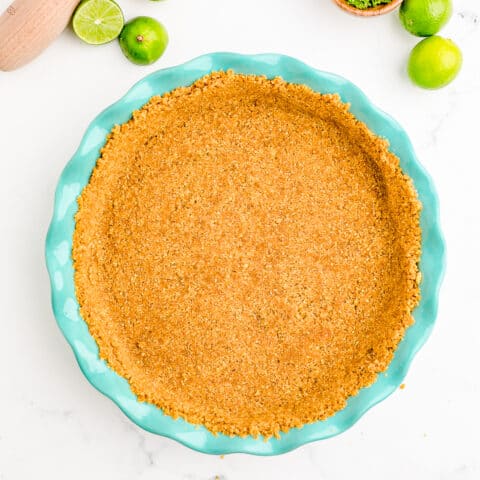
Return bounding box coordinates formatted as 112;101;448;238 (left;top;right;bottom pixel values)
73;0;124;45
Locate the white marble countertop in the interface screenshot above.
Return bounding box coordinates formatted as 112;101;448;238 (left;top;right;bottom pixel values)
1;0;479;478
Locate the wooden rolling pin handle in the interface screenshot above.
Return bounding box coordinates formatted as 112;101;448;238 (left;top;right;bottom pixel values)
0;0;80;71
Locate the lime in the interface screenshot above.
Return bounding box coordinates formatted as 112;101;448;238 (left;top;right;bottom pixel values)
408;36;462;89
119;17;168;65
72;0;124;45
400;0;452;37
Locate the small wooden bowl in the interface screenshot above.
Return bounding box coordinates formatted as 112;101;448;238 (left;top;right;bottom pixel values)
333;0;403;16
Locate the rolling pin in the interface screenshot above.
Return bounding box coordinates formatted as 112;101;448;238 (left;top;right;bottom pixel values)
0;0;80;71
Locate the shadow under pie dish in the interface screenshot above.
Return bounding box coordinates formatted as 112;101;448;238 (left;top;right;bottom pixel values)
46;53;445;455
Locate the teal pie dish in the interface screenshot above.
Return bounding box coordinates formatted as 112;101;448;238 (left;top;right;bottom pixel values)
45;52;446;455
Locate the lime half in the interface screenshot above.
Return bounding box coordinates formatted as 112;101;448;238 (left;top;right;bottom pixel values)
73;0;124;45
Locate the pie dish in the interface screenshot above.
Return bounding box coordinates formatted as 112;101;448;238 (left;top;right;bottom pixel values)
46;53;445;455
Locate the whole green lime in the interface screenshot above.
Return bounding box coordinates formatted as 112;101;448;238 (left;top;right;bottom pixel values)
400;0;452;37
119;16;168;65
408;36;462;89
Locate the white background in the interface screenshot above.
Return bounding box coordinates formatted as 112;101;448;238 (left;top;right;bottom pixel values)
1;0;479;478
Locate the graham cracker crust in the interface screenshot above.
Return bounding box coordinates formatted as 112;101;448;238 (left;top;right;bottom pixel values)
73;71;421;438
